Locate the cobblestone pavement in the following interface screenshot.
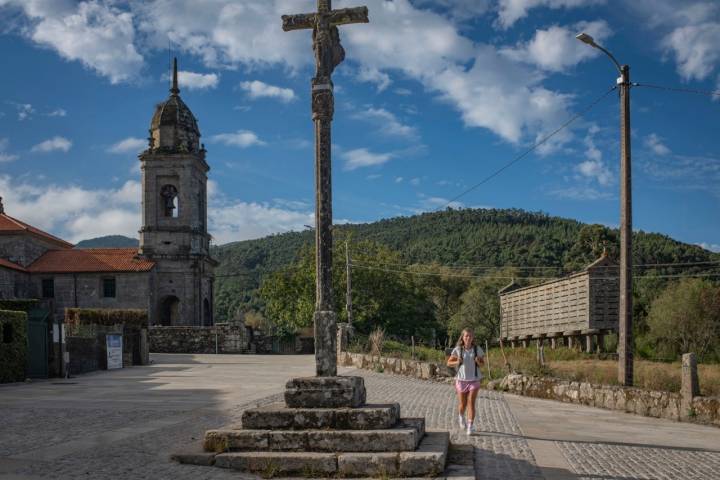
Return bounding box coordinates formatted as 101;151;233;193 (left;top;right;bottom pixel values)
1;355;719;480
558;442;720;480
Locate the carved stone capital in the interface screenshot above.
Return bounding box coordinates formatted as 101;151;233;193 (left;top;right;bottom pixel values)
312;83;334;120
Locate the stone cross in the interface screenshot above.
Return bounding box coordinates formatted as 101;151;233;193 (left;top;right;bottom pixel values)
282;1;368;376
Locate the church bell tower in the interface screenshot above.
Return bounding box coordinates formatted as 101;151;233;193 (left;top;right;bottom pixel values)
139;58;215;326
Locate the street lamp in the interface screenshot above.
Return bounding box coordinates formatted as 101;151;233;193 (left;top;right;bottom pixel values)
576;32;634;387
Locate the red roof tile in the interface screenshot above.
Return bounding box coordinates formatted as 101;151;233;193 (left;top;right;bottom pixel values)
28;248;155;273
0;213;74;249
0;258;27;272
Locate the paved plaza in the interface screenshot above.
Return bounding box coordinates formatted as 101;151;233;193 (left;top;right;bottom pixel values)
1;354;719;479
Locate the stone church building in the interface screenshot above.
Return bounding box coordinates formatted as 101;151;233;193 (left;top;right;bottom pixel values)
0;59;215;326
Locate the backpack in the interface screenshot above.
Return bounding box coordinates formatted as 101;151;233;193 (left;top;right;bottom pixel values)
457;345;478;378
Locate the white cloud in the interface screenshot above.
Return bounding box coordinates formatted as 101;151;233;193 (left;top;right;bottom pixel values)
163;70;219;90
352;107;418;139
576;160;612;186
394;88;412;96
108;137;147;154
0;176;141;242
0;138;19;163
410;177;421;186
496;0;606;29
209;200;314;244
420;195;464;210
549;186;613;200
12;103;34;121
500;20;612;72
6;0;144;83
697;242;720;253
46;108;67;117
239;80;296;102
356;67;391;92
342;148;394;170
210;130;266;148
628;1;720;83
395;177;404;183
662;22;720;81
414;0;491;21
644;133;671;156
31;136;72;153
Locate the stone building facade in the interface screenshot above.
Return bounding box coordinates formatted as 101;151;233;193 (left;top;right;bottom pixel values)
0;59;215;327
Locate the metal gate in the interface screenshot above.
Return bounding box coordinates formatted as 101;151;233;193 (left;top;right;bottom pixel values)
26;309;49;378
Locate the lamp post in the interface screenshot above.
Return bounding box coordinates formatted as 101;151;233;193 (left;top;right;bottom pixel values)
576;32;633;386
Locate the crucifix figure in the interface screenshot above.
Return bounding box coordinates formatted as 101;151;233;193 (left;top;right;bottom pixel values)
283;1;368;377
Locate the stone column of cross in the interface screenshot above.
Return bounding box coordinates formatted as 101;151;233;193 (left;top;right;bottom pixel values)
282;1;368;377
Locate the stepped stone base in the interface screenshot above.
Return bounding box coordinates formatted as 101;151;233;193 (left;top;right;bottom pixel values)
241;402;400;430
285;376;366;408
204;418;424;453
176;431;450;478
172;375;454;477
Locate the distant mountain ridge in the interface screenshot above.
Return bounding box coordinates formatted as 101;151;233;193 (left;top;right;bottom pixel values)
211;208;720;322
75;235;139;249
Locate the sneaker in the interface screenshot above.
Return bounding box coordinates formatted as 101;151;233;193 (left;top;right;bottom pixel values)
457;414;466;429
466;423;475;435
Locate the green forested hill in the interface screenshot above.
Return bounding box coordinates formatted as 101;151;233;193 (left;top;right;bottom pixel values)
212;208;719;323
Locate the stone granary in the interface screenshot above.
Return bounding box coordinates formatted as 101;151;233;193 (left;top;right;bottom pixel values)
0;59;215;327
499;254;619;352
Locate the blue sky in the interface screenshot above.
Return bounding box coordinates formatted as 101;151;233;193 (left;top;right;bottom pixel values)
0;0;718;251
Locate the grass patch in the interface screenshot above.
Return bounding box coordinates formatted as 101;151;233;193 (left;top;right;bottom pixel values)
484;346;720;396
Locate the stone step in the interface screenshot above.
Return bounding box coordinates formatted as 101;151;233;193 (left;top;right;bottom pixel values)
204;418;426;453
285;376;366;408
191;430;450;478
241;402;401;430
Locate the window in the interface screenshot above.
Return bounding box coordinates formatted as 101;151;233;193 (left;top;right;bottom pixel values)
41;278;54;298
160;184;179;218
2;323;13;343
103;278;116;298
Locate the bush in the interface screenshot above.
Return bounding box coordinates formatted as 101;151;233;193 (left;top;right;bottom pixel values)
0;299;39;313
0;310;28;383
64;308;148;328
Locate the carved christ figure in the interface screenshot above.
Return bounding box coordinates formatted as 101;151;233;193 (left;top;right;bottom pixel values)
313;17;345;79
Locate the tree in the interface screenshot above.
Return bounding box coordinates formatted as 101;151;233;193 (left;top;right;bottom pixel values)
259;238;437;340
448;271;518;344
563;224;619;272
647;278;720;361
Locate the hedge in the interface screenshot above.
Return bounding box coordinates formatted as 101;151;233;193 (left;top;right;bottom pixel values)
64;308;148;328
0;310;28;383
0;299;39;313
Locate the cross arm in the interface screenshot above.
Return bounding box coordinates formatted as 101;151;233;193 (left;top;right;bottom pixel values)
282;13;316;31
328;6;369;26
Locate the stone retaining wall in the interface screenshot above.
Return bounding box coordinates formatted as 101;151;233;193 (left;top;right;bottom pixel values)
338;351;454;381
496;373;720;427
149;324;251;354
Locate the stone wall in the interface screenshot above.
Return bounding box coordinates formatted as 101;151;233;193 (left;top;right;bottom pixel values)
338;351;454;382
495;373;720;428
36;272;154;323
0;234;64;268
149;324;251;354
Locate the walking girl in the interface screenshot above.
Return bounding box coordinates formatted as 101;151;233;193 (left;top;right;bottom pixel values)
447;328;485;435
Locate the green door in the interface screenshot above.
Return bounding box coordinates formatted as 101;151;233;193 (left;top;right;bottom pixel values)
26;310;49;378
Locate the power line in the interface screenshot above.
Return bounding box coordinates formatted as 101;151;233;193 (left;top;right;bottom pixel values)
635;82;720;98
438;85;618;210
349;258;720;271
349;263;720;282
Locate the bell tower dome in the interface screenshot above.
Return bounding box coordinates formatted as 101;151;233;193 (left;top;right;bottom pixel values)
149;58;201;154
139;58;215;327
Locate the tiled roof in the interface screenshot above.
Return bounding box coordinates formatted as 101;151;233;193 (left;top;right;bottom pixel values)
0;258;27;272
28;248;155;273
0;213;74;249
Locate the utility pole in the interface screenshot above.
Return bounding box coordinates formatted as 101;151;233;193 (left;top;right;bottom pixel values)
577;33;633;386
345;240;353;326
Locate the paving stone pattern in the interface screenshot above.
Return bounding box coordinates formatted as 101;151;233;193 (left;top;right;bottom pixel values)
358;370;544;480
558;441;720;480
3;367;720;479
